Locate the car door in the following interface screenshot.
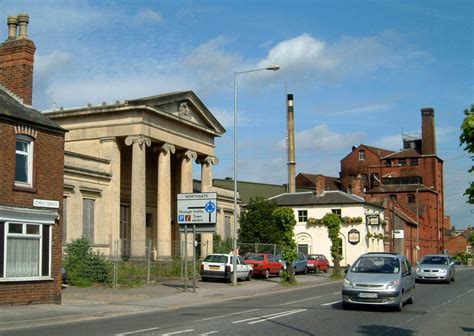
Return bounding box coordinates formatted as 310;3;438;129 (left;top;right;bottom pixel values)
268;255;278;274
237;256;247;278
402;259;415;299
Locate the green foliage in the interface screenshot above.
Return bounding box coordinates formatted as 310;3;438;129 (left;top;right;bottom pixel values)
322;213;343;277
308;216;362;225
63;237;111;287
238;197;282;244
453;251;472;265
273;207;297;284
213;234;233;254
460;104;474;204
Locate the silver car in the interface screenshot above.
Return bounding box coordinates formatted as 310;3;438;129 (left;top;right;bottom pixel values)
342;252;415;311
415;254;455;283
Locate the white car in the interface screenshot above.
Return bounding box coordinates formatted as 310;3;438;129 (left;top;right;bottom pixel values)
200;254;253;282
415;254;455;283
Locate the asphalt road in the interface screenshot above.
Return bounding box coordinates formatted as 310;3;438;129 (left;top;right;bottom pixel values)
4;268;474;336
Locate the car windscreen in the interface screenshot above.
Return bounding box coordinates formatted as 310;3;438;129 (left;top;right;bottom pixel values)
351;256;400;274
203;255;228;263
245;254;264;261
420;256;448;265
307;255;319;260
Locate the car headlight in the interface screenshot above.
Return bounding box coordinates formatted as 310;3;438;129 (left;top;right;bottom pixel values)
386;279;401;289
438;269;447;274
343;278;353;288
415;267;420;273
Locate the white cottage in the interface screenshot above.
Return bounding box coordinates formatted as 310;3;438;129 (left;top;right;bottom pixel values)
269;190;386;266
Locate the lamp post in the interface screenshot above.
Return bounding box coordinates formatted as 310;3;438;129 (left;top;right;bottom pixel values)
232;65;280;286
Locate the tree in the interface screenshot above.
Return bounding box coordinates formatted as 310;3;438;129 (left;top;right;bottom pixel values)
237;197;282;245
273;207;298;284
460;104;474;204
322;213;343;277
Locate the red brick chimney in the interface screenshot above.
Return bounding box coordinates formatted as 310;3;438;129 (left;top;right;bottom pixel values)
0;13;36;105
421;107;436;156
315;175;326;196
351;174;364;197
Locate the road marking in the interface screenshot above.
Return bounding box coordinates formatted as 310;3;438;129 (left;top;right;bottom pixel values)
162;330;194;335
333;292;340;295
232;309;306;324
195;309;259;322
115;327;160;335
280;296;321;306
321;300;341;306
200;332;219;335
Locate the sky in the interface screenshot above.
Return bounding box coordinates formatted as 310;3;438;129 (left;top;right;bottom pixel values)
3;0;473;229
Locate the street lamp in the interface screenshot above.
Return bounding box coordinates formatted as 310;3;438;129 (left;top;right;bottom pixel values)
232;65;280;286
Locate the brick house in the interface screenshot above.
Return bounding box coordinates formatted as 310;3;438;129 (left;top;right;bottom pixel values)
340;108;445;262
0;14;65;304
444;228;473;256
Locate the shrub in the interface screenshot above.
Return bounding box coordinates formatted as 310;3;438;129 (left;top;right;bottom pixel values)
453;251;472;265
63;237;111;287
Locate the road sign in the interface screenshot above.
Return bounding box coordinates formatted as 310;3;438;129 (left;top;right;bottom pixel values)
177;192;217;225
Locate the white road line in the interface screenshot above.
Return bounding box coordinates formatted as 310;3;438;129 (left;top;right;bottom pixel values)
321;300;341;306
200;332;219;335
248;309;307;325
232;309;305;324
280;296;321;306
195;309;260;322
162;330;194;335
115;327;159;335
333;292;340;295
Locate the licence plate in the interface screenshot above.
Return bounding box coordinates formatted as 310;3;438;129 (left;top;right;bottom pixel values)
209;266;220;270
359;292;378;298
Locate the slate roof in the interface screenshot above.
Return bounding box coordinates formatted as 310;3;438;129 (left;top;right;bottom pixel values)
0;87;64;133
383;149;421;159
268;190;368;207
296;173;340;190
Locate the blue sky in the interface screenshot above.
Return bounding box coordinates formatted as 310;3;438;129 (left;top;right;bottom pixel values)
3;0;473;229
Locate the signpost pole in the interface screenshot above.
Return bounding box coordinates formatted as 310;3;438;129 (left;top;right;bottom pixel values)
184;224;188;292
193;224;196;292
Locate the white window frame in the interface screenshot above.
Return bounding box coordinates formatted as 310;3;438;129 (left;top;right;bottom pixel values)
15;135;34;188
298;210;308;223
358;150;366;161
1;221;52;281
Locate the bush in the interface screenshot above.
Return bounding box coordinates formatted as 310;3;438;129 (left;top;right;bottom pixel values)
63;237;111;287
213;234;233;254
453;251;472;265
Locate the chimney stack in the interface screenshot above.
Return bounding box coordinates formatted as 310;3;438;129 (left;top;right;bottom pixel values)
315;175;325;196
287;94;296;193
0;13;36;105
421;107;436;156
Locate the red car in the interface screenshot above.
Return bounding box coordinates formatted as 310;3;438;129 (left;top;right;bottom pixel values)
244;253;284;279
306;254;329;273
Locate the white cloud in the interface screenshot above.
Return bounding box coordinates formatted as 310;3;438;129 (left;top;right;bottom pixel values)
134;9;163;24
35;51;73;77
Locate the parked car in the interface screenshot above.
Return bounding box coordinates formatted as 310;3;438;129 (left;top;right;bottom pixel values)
341;252;415;311
244;253;284;279
306;254;330;273
200;254;252;282
415;254;455;283
277;252;308;275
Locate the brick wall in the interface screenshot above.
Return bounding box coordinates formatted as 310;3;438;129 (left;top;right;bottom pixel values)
0;120;64;305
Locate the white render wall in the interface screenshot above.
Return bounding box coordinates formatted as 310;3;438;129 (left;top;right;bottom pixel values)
293;203;385;266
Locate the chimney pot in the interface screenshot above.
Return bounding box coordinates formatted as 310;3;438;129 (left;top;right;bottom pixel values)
17;13;29;39
7;16;18;40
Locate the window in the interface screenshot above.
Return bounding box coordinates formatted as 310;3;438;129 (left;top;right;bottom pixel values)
358;150;366;161
298;244;309;254
407;194;415;203
331;209;342;218
410;158;419;166
298;210;308;222
399;159;406;166
15;135;34;187
0;222;51;280
385;159;392;167
83;199;95;243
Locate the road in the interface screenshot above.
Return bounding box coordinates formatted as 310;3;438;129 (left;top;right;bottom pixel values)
4;267;474;336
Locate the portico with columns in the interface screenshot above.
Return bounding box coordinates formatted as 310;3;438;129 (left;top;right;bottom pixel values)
47;91;225;260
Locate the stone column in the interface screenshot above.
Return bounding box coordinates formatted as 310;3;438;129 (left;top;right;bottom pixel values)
198;156;219;257
125;135;151;259
180;150;197;258
100;137;121;258
157;143;176;259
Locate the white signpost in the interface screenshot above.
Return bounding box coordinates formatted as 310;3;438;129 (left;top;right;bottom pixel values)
177;192;217;292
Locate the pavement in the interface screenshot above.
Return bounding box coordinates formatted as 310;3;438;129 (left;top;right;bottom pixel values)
0;273;338;332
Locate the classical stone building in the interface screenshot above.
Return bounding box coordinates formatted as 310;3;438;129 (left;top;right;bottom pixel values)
46;92;226;260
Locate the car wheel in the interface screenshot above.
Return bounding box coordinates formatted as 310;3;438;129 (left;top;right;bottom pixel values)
264;269;270;279
445;276;451;284
201;277;208;282
342;301;352;310
395;292;404;312
315;266;320;274
246;271;252;281
304;267;308;274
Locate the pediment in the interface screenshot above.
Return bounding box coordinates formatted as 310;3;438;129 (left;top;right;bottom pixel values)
127;91;225;135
